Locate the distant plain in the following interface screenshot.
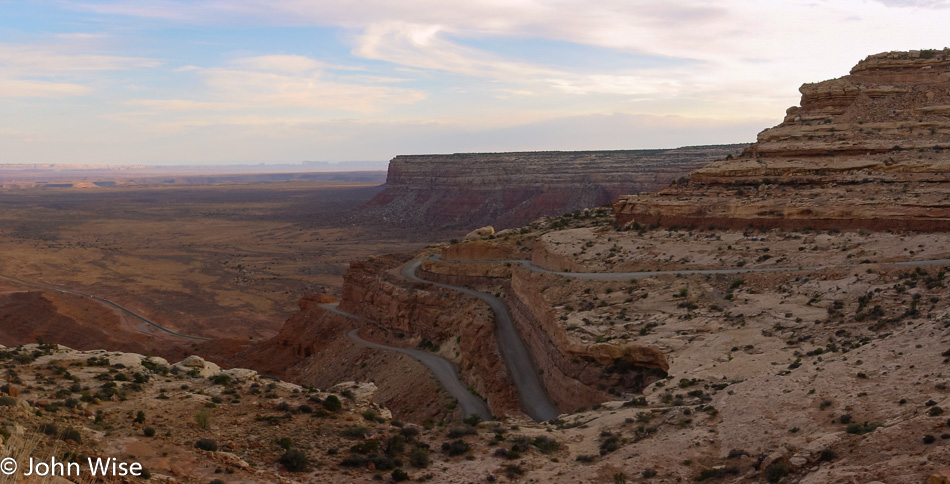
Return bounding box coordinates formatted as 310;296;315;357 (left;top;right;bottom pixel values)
0;177;430;342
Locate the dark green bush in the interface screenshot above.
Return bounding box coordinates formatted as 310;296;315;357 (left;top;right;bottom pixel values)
342;426;367;438
530;436;559;454
211;374;232;386
442;439;470;456
409;447;429;468
195;439;218;451
322;395;342;412
62;428;82;443
278;449;310;472
766;461;789;482
446;426;476;438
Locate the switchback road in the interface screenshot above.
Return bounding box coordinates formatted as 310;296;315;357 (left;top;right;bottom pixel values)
321;302;493;421
402;258;560;422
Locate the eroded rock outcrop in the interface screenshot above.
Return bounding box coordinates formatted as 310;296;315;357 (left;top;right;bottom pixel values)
423;252;669;413
615;49;950;231
339;255;522;416
363;146;745;231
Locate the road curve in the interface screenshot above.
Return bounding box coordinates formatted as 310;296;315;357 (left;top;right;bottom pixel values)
0;273;209;341
402;259;560;422
323;303;493;421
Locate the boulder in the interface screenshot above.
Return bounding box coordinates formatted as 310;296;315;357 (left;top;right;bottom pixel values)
220;368;258;383
172;355;221;378
464;226;495;240
929;467;950;484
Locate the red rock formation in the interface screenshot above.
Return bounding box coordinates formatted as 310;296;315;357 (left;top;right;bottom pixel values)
420;257;669;413
615;49;950;231
441;240;528;262
363;146;745;231
339;255;522;417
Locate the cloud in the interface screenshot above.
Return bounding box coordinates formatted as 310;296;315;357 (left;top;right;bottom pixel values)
353;22;560;80
199;66;427;112
0;80;90;98
229;55;324;74
125;99;242;111
70;0;950;113
0;44;159;75
0;41;160;99
121;54;427;124
13;0;950;164
351;21;691;98
871;0;949;7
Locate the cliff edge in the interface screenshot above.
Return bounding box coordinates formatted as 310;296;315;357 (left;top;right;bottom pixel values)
362;146;744;231
615;49;950;231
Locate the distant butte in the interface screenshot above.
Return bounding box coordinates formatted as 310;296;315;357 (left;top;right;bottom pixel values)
361;146;745;231
614;49;950;231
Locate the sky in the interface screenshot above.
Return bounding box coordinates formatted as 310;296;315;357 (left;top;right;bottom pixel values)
1;0;949;165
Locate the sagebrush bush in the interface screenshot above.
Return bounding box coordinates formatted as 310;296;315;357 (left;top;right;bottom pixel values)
279;449;310;472
195;439;218;451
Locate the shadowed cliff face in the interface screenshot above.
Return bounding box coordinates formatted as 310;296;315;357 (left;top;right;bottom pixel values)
361;146;745;231
615;49;950;231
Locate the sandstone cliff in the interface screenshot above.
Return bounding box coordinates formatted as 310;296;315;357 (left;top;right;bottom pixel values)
615;49;950;230
362;146;744;231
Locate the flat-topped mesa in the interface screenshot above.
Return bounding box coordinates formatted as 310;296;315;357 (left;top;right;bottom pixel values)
361;146;745;230
615;49;950;231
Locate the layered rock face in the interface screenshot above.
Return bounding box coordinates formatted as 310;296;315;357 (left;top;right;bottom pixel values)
615;49;950;230
363;146;744;230
338;255;523;416
422;253;669;413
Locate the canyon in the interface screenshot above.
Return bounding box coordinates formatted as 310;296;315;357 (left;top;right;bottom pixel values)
5;50;950;483
210;50;950;483
362;146;744;231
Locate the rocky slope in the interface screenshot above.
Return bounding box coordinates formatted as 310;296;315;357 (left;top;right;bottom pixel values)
362;146;744;231
0;288;195;362
198;285;465;424
615;49;950;230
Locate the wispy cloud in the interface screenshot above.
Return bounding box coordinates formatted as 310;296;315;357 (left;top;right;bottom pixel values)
0;44;159;75
125;99;242;111
123;54;426;120
199;65;427;112
0;80;89;98
0;41;159;99
229;55;324;74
